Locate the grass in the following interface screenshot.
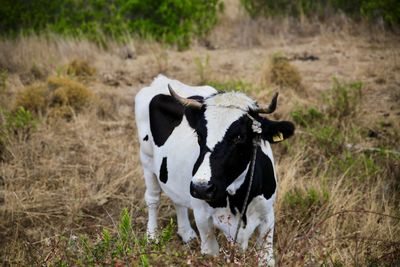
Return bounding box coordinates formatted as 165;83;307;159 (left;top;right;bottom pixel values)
0;24;399;266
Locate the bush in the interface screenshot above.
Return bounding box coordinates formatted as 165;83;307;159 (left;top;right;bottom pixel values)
13;76;94;120
0;0;224;49
263;54;303;90
14;84;48;115
241;0;400;26
47;76;93;112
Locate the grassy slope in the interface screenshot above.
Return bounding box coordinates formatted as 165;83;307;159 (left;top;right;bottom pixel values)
1;6;400;267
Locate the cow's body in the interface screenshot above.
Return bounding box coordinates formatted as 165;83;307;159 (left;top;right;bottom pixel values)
135;75;294;265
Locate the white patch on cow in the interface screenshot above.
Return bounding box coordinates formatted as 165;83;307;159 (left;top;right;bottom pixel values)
204;92;257;149
192;152;212;184
226;164;249;195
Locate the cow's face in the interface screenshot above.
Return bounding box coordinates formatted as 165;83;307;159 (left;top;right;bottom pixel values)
169;87;294;201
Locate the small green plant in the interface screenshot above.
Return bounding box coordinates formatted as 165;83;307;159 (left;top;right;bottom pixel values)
291;107;324;127
325;78;363;119
195;55;211;84
3;107;38;138
50;208;176;266
283;187;329;216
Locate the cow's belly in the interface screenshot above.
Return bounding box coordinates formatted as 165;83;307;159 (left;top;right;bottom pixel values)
152;117;199;207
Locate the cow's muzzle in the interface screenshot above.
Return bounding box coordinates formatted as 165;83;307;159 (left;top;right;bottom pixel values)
190;181;216;201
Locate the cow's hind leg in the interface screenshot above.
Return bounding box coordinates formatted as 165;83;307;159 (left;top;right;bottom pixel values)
174;204;197;243
257;211;275;266
141;152;161;240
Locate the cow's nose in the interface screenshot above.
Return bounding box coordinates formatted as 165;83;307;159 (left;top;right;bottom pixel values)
190;181;216;200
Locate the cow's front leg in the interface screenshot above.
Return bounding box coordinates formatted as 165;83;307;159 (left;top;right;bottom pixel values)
257;211;275;266
193;204;219;256
174;204;197;243
141;152;161;241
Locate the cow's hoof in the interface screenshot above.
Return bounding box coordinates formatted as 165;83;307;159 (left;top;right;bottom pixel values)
178;228;198;243
259;257;275;267
201;242;219;256
146;231;159;243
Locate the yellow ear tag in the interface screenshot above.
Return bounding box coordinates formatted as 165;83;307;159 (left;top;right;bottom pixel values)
272;132;284;142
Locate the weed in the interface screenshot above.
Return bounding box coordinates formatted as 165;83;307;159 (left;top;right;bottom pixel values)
1;106;37;142
331;151;381;181
195;55;211;84
47;208;178;266
309;125;344;155
263;53;303;90
283;187;329;217
325;78;363;119
291;106;324;127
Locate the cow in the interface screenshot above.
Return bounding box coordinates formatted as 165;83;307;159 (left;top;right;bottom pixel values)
135;75;294;266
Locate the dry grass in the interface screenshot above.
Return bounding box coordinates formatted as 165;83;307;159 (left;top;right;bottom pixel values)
1;2;400;265
262;54;304;91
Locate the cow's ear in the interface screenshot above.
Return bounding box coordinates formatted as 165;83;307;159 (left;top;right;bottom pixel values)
260;119;295;144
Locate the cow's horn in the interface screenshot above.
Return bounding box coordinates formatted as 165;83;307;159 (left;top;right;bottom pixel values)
254;92;278;114
168;84;203;109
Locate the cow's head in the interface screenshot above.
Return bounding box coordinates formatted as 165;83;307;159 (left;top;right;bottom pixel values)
169;85;295;202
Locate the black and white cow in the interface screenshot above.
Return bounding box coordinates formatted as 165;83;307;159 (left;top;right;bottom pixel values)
135;75;294;265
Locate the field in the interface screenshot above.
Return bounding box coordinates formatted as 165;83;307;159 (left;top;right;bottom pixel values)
1;2;400;266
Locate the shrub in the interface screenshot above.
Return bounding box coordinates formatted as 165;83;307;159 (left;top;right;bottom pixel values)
13;76;94;120
263;54;303;90
241;0;400;26
14;84;48;115
0;0;224;49
47;76;93;112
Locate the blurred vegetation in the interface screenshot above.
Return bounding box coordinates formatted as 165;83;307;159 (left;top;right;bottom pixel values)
241;0;400;26
263;53;303;90
0;0;224;49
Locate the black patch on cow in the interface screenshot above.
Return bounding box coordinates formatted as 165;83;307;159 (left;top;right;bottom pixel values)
150;94;204;147
229;148;276;225
159;157;168;183
206;148;276;225
149;94;184;147
143;135;149;141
